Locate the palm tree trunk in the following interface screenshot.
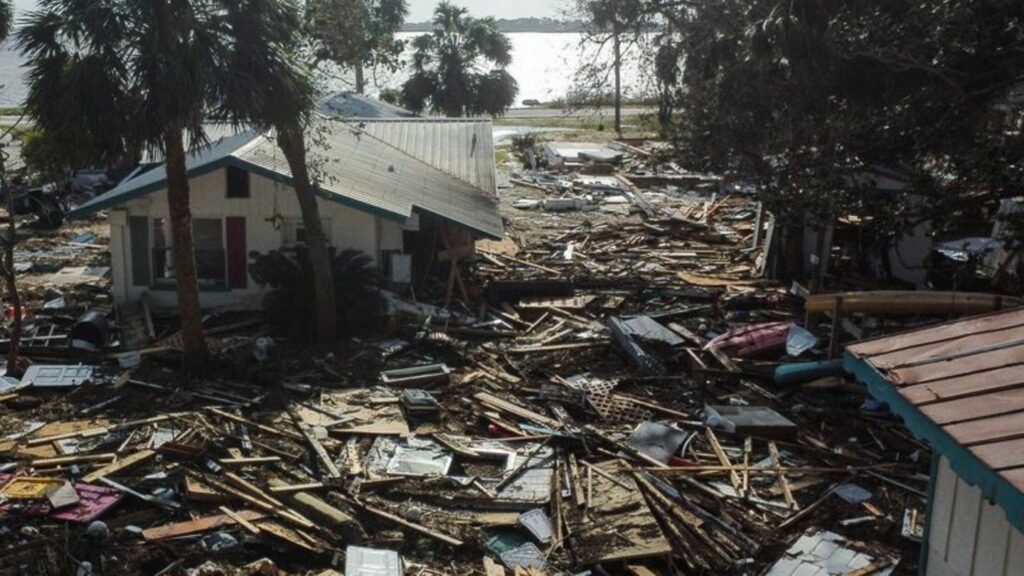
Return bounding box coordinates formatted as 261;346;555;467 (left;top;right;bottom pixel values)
613;27;623;137
355;63;366;94
163;127;209;365
2;174;21;372
276;122;337;344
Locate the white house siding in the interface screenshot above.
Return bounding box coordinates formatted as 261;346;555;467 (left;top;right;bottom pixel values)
112;168;398;309
925;456;1024;576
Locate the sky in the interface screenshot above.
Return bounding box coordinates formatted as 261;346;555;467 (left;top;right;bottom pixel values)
12;0;563;20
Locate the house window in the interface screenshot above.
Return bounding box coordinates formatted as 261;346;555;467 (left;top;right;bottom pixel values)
282;218;331;248
152;218;227;287
226;166;250;198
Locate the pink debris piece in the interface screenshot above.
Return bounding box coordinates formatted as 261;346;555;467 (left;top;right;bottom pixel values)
50;482;123;523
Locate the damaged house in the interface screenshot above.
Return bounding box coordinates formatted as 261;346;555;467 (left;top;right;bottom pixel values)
68;117;502;309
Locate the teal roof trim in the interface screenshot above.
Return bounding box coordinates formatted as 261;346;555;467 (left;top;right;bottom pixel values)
843;351;1024;534
69;156;407;224
233;158;407;224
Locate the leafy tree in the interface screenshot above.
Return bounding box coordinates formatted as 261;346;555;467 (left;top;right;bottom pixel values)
21;128;99;184
401;2;518;117
649;0;1024;279
573;0;651;136
307;0;408;94
18;0;232;365
215;0;339;346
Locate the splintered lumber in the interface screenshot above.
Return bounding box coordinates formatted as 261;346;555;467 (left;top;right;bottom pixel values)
143;510;266;540
82;449;156;483
345;497;464;547
209;408;303;441
185;476;232;503
285;491;364;542
474;392;563;429
478;249;560;275
287;405;342;479
209;474;315;529
842;560;894;576
705;429;741;492
495;437;553;490
507;341;609;355
254;520;319;552
219;506;261;535
268;482;325;494
768;441;798;510
432;433;481;458
33;453;116;468
483;557;507;576
563;460;671;564
219;456;282;466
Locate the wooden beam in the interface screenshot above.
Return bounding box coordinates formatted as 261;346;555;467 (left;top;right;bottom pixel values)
143;510;265;541
82;449;156;483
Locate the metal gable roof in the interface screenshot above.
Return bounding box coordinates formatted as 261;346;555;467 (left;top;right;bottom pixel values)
348;118;498;196
69;121;503;240
844;306;1024;532
318;91;417;119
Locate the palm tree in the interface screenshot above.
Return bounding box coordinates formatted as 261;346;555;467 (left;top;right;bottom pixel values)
0;1;11;42
216;0;338;345
18;0;221;366
401;2;518;117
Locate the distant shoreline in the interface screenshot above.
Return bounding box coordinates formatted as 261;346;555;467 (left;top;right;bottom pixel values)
402;18;587;34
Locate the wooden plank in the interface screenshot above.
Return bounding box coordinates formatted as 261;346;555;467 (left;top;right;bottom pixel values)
219;456;282;466
902;364;1024;404
82;449;156;483
768;441;797;510
705;429;741;491
255;520;319;552
209;408;303;441
268;482;325;494
346;498;464;547
474;392;562;429
483;557;506;576
142;510;265;541
33;453;116;467
288;405;341;479
219;506;261;535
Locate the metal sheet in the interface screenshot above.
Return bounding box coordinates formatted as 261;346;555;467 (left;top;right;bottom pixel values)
889;344;1024;386
22;365;95;388
946;410;1024;446
868;323;1024;369
970;438;1024;472
920;389;1024;425
344;546;402;576
901;364;1024;404
849;307;1024;358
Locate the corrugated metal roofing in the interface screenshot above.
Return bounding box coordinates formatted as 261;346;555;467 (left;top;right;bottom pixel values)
318;92;417;119
845;307;1024;529
69;121;503;239
349;119;497;196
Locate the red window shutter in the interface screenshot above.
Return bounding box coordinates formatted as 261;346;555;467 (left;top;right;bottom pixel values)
226;217;247;289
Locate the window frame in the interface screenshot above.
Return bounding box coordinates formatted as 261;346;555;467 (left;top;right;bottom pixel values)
226;166;251;199
150;217;229;290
